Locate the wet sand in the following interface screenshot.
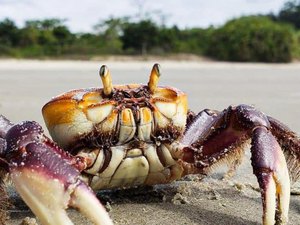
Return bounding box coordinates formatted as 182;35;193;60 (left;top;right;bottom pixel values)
0;60;299;225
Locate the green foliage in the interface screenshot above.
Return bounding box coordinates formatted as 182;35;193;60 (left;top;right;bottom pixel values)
292;30;300;59
174;27;213;54
157;26;179;53
1;18;78;57
278;0;300;29
0;19;20;47
0;11;299;62
121;20;160;54
18;27;39;47
94;18;126;54
206;16;294;62
120;22;210;55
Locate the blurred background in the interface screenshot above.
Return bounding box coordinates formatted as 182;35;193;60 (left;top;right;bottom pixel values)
0;0;300;62
1;1;300;224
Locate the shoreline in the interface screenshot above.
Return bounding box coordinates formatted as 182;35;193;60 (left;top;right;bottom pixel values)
1;58;300;71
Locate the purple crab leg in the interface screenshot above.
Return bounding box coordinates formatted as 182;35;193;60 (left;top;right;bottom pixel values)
181;105;294;225
251;127;290;225
2;118;113;225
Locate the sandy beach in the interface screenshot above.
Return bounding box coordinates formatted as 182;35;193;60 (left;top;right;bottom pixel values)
0;59;299;225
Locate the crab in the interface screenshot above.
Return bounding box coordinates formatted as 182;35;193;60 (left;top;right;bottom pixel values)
0;64;299;225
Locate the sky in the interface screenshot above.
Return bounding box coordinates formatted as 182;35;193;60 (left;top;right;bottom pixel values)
0;0;289;32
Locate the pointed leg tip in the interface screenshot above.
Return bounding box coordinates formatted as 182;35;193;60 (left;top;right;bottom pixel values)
251;127;290;225
71;182;114;225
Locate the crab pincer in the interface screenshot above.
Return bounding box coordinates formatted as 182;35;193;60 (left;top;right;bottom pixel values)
1;117;112;225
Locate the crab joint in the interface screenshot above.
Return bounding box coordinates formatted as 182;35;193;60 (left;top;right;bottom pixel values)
148;63;161;93
99;65;113;96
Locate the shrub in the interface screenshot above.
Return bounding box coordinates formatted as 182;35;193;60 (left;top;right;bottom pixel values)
174;28;214;55
206;16;294;62
292;30;300;59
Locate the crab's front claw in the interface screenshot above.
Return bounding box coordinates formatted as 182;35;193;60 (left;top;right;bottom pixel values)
5;121;113;225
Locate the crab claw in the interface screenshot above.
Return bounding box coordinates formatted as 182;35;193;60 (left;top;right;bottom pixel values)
4;121;113;225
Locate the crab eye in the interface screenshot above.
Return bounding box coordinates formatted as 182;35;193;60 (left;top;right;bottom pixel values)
99;65;113;97
148;64;161;94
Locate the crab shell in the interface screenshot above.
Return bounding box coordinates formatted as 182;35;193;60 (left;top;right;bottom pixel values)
42;85;188;148
42;67;189;189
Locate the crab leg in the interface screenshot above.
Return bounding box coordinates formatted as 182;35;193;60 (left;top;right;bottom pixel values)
3;118;113;225
251;127;290;225
181;105;294;225
70;182;113;225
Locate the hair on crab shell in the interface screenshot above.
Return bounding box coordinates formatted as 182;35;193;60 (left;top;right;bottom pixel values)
0;172;9;224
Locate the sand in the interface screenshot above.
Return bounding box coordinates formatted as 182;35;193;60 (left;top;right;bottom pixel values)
0;59;299;225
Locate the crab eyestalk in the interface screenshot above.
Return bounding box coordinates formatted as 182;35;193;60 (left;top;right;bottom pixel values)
99;65;113;97
148;63;161;94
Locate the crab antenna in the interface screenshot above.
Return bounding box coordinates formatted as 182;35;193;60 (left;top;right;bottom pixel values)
148;63;161;93
99;65;113;96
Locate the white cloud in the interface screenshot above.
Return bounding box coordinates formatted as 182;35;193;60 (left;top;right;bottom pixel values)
0;0;287;32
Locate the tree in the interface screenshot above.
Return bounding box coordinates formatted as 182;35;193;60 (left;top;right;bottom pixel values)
95;17;126;37
25;19;65;31
157;26;180;53
22;19;73;55
278;0;300;28
94;17;127;54
53;26;74;44
19;26;39;47
0;18;19;46
121;20;159;55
